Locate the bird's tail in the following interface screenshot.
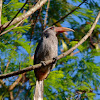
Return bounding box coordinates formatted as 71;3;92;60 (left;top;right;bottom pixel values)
34;80;44;100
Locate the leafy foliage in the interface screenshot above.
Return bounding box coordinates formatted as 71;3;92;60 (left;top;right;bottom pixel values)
0;0;100;100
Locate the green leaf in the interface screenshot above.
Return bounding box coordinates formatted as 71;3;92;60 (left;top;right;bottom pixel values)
61;39;68;52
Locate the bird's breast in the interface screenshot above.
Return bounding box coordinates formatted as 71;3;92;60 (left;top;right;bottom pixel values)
42;36;58;60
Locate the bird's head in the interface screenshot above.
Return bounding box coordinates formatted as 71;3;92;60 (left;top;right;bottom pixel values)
43;26;74;37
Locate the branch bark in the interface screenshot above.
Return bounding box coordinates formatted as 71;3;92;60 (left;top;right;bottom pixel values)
8;73;26;91
1;0;28;32
70;51;80;56
52;0;87;25
10;92;14;100
0;20;24;36
0;0;2;26
4;61;10;73
0;11;100;79
0;0;47;31
44;0;50;29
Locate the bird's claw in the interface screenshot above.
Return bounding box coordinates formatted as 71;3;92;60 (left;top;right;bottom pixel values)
41;61;46;66
53;57;58;64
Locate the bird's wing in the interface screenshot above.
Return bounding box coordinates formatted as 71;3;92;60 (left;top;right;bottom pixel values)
34;38;43;64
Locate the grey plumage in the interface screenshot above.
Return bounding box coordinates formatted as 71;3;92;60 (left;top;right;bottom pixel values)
34;26;58;81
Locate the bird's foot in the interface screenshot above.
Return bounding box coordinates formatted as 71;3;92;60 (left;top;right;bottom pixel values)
53;57;58;64
41;61;46;66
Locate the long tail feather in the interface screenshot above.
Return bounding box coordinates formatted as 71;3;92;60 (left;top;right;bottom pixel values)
34;80;44;100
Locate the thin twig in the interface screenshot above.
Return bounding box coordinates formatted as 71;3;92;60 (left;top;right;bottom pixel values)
4;61;10;73
0;11;100;79
0;0;28;32
0;20;23;36
44;0;50;28
8;73;26;91
10;92;14;100
0;79;6;88
0;0;2;26
52;0;87;25
39;8;44;31
14;85;26;99
70;51;80;56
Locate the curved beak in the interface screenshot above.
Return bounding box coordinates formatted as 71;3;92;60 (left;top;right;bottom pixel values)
54;27;75;35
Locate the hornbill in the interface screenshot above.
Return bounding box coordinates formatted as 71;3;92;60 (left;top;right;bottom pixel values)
34;26;74;100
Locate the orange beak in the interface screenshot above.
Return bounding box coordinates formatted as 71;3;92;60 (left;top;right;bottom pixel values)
54;27;75;35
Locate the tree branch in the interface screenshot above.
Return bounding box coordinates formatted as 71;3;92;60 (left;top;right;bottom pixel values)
8;73;25;91
0;79;6;88
52;0;87;25
0;0;47;32
70;51;80;56
44;0;50;29
0;0;28;32
0;0;2;26
9;91;14;100
4;61;10;73
0;11;100;79
0;20;24;36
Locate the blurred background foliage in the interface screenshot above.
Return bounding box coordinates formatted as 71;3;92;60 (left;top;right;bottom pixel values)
0;0;100;99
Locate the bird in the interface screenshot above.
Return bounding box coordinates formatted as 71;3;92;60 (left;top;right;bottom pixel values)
34;26;74;100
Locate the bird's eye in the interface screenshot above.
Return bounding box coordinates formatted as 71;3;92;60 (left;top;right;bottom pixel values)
50;26;54;30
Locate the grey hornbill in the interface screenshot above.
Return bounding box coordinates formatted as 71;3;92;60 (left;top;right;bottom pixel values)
34;26;74;100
